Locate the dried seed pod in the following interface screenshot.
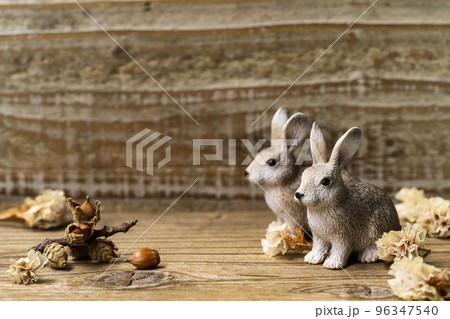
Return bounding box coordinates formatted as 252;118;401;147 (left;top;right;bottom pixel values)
67;197;101;224
64;222;94;246
65;232;85;246
44;243;68;269
70;223;92;241
88;239;118;263
127;248;160;269
65;245;89;259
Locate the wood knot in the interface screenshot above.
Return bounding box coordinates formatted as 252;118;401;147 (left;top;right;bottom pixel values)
92;270;175;289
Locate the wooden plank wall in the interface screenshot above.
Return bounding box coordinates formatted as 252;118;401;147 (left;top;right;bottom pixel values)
0;0;449;200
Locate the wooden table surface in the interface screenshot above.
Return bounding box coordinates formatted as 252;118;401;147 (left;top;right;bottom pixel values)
0;198;449;301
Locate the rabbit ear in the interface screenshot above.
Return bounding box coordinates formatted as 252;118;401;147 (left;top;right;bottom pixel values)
282;112;310;153
310;122;327;164
329;127;362;169
271;107;290;141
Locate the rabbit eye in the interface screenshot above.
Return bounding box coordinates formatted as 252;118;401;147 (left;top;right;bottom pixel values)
267;159;276;166
321;178;331;186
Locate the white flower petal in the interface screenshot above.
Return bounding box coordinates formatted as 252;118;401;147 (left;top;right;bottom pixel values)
6;250;48;284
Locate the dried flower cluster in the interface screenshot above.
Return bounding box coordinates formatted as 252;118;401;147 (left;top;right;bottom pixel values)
261;222;311;257
416;197;450;238
395;187;449;238
389;257;449;301
23;189;68;228
6;250;47;284
376;223;429;262
395;187;425;223
0;189;68;229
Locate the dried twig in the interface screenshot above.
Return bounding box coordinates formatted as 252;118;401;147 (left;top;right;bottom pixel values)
92;220;138;239
30;219;138;253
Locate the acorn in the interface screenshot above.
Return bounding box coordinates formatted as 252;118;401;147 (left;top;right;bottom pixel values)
80;196;95;220
127;248;160;269
70;223;92;241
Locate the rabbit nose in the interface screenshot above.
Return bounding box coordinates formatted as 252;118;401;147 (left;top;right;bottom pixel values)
295;192;304;200
244;170;249;177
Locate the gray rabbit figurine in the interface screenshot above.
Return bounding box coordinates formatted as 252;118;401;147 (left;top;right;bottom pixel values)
245;108;358;234
245;107;311;233
294;122;400;269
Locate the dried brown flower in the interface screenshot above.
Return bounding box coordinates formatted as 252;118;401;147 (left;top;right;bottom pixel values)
6;250;48;284
261;222;311;257
376;223;429;262
388;257;450;301
284;228;312;253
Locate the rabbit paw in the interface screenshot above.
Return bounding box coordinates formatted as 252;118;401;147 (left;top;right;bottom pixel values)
360;246;378;263
304;251;327;264
323;257;345;269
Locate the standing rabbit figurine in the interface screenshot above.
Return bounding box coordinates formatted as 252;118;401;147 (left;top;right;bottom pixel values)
294;122;400;269
245;107;311;233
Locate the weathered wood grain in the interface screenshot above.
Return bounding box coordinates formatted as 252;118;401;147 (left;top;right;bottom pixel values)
1;75;449;198
1;0;449;32
0;0;449;200
0;200;449;300
1;22;449;90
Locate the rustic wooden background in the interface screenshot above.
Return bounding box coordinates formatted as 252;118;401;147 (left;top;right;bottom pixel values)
0;0;449;200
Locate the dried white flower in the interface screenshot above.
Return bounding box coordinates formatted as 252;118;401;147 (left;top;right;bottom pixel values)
416;197;450;238
6;250;48;284
388;257;450;301
395;187;426;223
261;222;291;257
394;188;450;238
395;187;425;204
376;223;429;262
23;189;68;229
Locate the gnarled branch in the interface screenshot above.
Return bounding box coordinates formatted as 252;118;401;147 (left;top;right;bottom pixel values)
30;219;138;253
92;219;138;239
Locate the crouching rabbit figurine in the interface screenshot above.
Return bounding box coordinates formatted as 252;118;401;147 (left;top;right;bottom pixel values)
245;107;311;233
295;122;400;269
